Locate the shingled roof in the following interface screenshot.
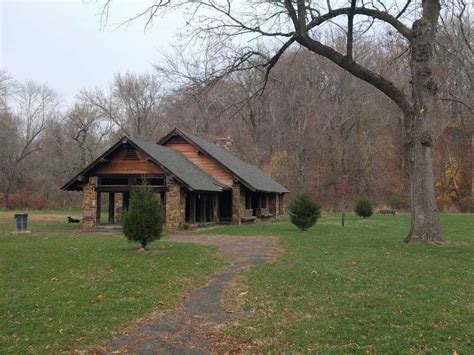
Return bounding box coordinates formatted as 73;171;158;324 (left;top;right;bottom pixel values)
61;136;222;192
160;129;289;193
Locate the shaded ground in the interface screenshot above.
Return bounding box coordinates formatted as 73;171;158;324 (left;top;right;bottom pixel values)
106;235;281;354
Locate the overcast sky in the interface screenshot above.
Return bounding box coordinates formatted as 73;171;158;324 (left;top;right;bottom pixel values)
1;0;183;103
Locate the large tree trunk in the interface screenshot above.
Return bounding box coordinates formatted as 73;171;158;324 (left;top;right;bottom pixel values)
404;1;443;243
405;118;443;242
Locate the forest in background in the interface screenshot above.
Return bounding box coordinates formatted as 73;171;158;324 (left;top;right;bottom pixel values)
0;2;472;213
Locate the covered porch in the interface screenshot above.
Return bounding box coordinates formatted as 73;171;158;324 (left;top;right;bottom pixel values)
184;189;232;225
240;186;281;223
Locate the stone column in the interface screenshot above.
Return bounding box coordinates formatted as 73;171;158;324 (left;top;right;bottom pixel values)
231;182;242;224
114;193;124;223
81;177;97;231
165;177;186;230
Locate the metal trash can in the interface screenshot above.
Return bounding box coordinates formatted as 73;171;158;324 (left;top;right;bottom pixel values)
14;213;28;232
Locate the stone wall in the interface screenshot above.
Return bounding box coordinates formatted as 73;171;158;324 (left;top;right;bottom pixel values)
231;182;242;224
165;177;186;230
81;177;97;231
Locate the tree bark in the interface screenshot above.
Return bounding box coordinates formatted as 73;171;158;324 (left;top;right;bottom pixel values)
404;1;443;243
405;121;442;242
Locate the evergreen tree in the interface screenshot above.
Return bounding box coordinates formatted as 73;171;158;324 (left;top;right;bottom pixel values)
355;199;374;218
288;193;321;231
123;187;164;249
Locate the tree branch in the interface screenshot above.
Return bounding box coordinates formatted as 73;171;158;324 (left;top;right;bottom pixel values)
297;35;413;116
306;7;413;41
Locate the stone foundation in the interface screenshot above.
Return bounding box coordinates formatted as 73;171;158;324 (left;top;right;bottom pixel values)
81;177;97;231
165;177;186;230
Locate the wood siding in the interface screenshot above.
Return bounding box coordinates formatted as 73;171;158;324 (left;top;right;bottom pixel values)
95;146;164;175
164;139;234;187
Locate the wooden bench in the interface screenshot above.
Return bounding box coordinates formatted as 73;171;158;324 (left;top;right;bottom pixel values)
241;209;257;223
256;208;273;219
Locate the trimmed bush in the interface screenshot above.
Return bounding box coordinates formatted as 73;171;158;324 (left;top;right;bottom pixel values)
123;187;164;249
288;193;321;231
355;198;373;218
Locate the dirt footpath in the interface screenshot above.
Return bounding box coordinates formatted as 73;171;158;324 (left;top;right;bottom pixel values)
106;234;282;354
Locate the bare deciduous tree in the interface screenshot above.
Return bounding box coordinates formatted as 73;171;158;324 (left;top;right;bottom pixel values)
101;0;470;242
0;82;58;209
79;72;165;139
67;103;113;168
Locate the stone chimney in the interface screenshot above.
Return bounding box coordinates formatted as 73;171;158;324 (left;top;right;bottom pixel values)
215;136;237;154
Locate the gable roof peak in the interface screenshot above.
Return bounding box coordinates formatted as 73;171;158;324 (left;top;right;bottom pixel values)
159;128;289;194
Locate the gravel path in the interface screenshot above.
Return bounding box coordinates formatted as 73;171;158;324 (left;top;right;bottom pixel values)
106;234;281;354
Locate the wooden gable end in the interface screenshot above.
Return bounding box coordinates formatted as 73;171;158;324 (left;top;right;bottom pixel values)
94;145;164;175
163;136;233;187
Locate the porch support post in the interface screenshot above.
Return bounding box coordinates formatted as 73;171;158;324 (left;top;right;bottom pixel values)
114;192;124;223
81;177;97;231
231;182;242;224
165;177;186;230
108;192;115;224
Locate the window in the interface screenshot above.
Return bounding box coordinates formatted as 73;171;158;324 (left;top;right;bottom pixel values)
100;177;129;186
123;147;139;160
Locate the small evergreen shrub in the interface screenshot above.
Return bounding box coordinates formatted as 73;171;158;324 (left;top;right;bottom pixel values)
288;193;321;231
123;187;164;249
355;198;373;218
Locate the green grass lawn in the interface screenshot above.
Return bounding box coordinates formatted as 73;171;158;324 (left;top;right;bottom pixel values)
197;213;474;353
0;215;225;353
1;211;472;353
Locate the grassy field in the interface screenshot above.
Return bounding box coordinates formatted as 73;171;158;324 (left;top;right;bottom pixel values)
0;211;472;353
0;213;225;353
197;213;474;353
